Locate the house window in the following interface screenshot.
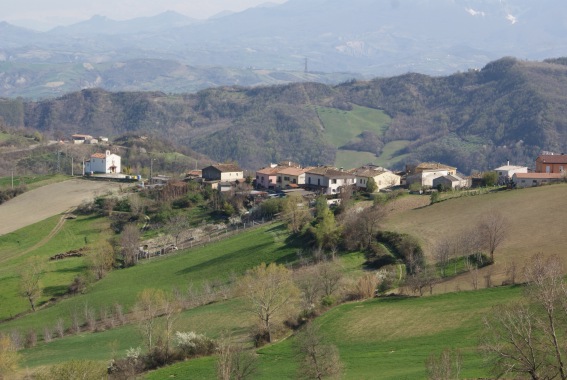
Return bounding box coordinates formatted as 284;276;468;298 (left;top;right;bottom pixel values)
284;176;290;181
308;177;311;184
546;165;551;173
331;179;337;184
256;175;259;180
317;178;321;186
560;166;564;172
277;176;282;183
293;179;296;184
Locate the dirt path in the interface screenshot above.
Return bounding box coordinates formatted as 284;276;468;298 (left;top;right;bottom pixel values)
0;179;123;236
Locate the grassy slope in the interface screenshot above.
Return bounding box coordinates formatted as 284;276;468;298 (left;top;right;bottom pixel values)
0;215;110;320
385;183;567;290
0;174;70;190
148;286;523;379
0;224;297;335
316;105;409;169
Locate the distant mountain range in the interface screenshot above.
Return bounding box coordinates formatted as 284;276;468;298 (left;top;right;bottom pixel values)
1;57;566;173
1;0;566;98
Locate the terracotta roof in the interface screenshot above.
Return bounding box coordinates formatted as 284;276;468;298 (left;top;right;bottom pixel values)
536;155;567;164
91;153;106;159
514;173;564;179
306;166;356;179
277;167;309;176
208;164;243;172
256;167;281;175
186;170;202;176
416;162;456;171
349;168;389;178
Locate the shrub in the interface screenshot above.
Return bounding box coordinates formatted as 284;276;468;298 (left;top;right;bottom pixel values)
38;360;107;380
174;331;217;358
354;273;379;299
321;295;336;307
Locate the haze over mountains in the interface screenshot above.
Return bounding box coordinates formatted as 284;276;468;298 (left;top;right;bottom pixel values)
1;0;566;98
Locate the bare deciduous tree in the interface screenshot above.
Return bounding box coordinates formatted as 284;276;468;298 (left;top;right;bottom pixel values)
425;348;462;380
133;288;167;350
19;256;45;312
282;193;312;233
238;263;299;343
216;333;258;380
295;323;342;380
86;239;115;280
477;212;508;262
317;261;343;298
294;266;322;312
481;253;567;380
121;224;141;267
164;214;190;247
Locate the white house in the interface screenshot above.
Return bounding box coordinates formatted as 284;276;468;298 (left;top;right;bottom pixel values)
493;164;528;184
85;150;121;174
406;169;451;188
305;166;356;195
350;167;401;191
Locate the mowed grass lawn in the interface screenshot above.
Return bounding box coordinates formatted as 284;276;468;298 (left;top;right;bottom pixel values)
0;214;111;320
385;184;567;290
147;285;523;379
0;223;298;336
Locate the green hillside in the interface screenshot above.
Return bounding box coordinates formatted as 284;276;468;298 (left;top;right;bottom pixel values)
148;286;522;379
3;57;567;171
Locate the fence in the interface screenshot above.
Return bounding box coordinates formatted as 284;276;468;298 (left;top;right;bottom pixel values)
137;216;276;262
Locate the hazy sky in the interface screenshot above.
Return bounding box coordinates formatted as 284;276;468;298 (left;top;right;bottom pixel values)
2;0;288;30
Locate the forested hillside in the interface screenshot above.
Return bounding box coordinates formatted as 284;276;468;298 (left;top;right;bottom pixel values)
1;57;567;172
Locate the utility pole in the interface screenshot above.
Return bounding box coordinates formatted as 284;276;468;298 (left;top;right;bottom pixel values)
304;57;308;73
11;169;14;189
57;151;61;173
150;157;154;183
71;156;74;176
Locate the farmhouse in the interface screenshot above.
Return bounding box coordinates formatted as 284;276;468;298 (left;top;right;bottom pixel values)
85;150;121;174
535;154;567;173
305;166;356;195
349;166;401;191
277;167;312;189
432;174;469;190
72;134;94;144
202;164;244;182
513;172;565;188
255;166;281;189
493;164;528;183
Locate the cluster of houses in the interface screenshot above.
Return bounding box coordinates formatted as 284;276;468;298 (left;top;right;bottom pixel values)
78;139;567;193
193;153;567;195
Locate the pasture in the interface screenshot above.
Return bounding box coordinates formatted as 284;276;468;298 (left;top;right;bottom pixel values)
147;285;523;379
385;183;567;290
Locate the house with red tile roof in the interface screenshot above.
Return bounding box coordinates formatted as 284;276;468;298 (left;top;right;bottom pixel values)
85;150;121;174
305;166;356;195
535;154;567;174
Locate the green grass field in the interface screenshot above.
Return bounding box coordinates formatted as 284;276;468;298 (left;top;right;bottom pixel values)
315;105;410;169
146;285;523;379
317;105;391;148
0;223;298;335
0;214;111;320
